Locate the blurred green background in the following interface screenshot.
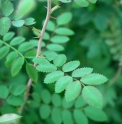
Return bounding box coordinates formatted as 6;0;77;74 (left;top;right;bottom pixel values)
0;0;122;124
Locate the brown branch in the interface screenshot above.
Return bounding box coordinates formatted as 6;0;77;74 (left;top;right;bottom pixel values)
19;0;52;115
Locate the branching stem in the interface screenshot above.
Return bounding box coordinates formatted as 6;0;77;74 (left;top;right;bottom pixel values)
19;0;52;114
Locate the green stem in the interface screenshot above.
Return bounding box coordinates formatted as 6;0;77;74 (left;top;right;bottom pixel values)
0;40;27;61
107;66;122;87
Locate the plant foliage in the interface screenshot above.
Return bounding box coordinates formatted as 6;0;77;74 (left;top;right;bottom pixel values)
0;0;121;124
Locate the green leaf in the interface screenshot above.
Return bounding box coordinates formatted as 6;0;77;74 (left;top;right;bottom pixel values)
46;20;55;31
51;108;62;124
45;51;57;61
62;110;73;124
18;42;34;52
41;89;51;104
72;67;93;77
74;0;89;7
62;98;74;109
25;17;36;25
11;57;24;76
12;20;25;27
57;12;72;25
24;49;36;59
29;39;42;47
47;44;64;52
31;92;40;102
51;35;69;43
33;57;50;64
82;86;103;108
44;71;64;84
36;63;57;73
29;100;40;108
10;36;25;46
88;0;97;3
73;110;88;124
39;104;51;119
0;17;11;35
62;61;80;72
0;46;10;60
14;0;36;19
12;84;26;96
7;95;24;106
53;54;67;67
43;32;50;40
3;32;15;41
84;106;108;121
59;0;71;3
65;81;81;101
55;76;73;93
2;0;14;16
0;85;9;99
55;27;74;35
52;94;62;107
26;63;38;82
80;73;108;85
75;95;86;108
0;114;21;124
93;14;109;31
5;51;18;67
